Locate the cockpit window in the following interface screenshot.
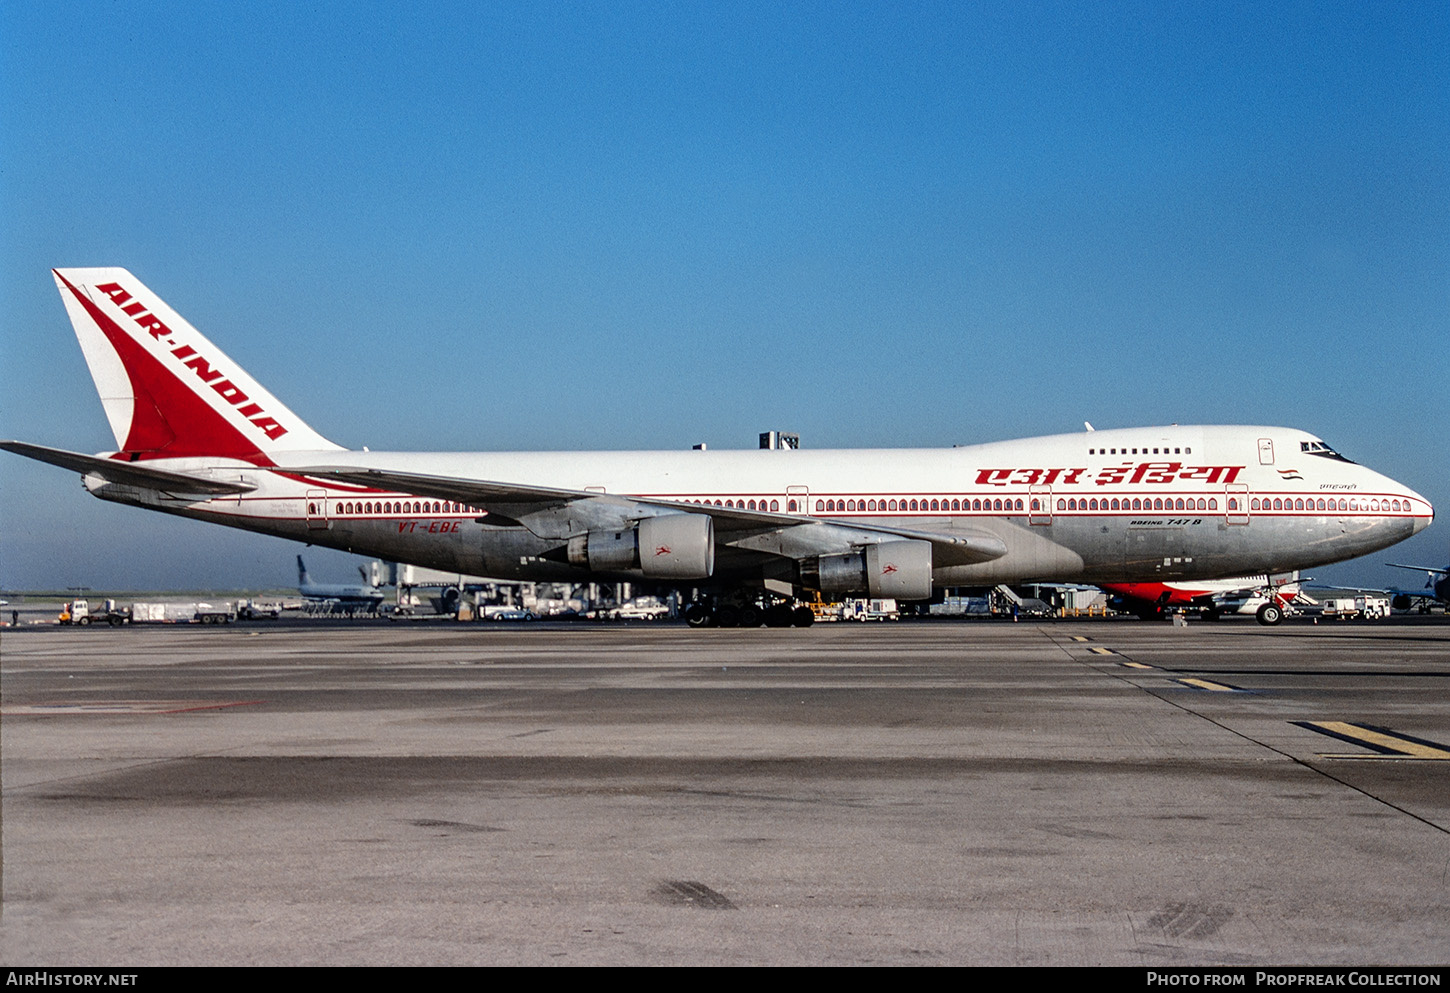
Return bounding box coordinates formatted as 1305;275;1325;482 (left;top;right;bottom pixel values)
1300;440;1355;463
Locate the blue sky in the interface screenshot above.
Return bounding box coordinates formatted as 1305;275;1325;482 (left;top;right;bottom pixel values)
2;1;1446;590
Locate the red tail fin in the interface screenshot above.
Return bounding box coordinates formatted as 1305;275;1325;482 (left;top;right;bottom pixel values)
54;268;340;463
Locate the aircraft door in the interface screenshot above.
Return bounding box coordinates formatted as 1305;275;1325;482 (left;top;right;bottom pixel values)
1226;484;1249;525
1257;438;1275;465
1029;485;1052;525
787;485;810;515
305;488;330;530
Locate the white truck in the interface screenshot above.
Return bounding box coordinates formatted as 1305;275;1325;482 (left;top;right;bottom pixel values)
842;598;901;621
1318;596;1391;621
237;599;283;620
58;598;97;624
62;599;239;625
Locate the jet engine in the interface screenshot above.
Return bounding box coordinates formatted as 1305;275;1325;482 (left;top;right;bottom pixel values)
801;539;933;600
566;513;715;579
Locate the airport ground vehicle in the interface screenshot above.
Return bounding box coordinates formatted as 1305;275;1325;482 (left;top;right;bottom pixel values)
1318;596;1391;621
110;600;237;624
2;268;1434;629
809;598;843;622
58;599;95;624
480;605;536;621
842;598;900;621
608;599;671;620
61;599;238;625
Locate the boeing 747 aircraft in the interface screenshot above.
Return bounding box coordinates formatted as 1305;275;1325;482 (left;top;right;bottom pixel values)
2;268;1434;627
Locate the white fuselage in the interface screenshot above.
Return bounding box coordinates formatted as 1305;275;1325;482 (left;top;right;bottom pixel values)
86;424;1432;590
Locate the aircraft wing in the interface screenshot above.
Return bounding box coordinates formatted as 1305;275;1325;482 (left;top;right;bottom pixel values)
1383;564;1450;603
1;441;258;496
1382;588;1444;602
1315;584;1440;604
292;464;1007;567
1386;563;1449;578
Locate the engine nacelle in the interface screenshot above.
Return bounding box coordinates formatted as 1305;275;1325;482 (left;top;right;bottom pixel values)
803;539;933;600
566;514;715;580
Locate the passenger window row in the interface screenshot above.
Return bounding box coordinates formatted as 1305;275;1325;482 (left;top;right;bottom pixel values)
1253;497;1405;513
333;500;481;515
676;495;1410;516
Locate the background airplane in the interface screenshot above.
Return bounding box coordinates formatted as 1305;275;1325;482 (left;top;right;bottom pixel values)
296;556;386;611
1383;560;1450;611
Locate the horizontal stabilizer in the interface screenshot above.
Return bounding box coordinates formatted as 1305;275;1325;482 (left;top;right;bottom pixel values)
0;441;257;496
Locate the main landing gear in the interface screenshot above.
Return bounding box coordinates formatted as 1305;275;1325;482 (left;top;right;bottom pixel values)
684;596;814;628
1255;602;1284;626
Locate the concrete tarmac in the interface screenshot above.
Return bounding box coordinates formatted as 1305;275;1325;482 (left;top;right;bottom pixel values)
2;617;1448;966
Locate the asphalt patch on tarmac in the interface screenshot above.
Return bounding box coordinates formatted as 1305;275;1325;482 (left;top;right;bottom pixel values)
23;755;1307;805
653;880;737;910
407;818;504;833
1147;902;1234;939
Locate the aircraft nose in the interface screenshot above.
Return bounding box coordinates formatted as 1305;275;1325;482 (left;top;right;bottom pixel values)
1406;487;1433;535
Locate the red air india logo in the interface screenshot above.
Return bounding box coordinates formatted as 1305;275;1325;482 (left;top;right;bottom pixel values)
655;545;672;557
93;282;288;441
882;563;898;575
974;463;1244;487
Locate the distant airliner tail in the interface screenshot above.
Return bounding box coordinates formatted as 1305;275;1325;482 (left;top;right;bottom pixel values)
297;556;310;586
52;268;341;464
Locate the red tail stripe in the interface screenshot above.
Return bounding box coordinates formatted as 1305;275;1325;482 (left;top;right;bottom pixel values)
56;272;273;466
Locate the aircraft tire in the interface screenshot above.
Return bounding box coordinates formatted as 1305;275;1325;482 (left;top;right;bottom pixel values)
715;605;740;628
684;604;711;628
791;606;815;627
764;605;793;627
1256;603;1284;626
738;604;762;628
